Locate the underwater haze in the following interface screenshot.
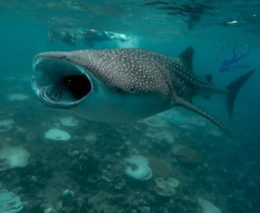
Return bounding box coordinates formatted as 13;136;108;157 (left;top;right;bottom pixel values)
0;0;260;213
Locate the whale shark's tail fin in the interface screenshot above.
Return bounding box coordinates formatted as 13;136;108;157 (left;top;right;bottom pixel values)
226;69;255;120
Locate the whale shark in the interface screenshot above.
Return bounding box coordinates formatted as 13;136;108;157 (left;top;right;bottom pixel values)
31;47;255;135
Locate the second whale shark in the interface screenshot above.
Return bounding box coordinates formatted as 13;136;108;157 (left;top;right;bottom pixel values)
31;47;255;135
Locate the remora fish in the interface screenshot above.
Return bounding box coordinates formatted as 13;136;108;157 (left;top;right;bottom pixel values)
31;47;255;135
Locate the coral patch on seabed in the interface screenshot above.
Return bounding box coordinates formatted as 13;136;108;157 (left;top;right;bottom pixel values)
0;119;14;132
154;177;180;197
44;128;71;141
172;144;204;164
125;155;153;181
6;93;29;101
0;146;30;170
198;197;222;213
58;116;79;127
0;190;23;213
0;76;257;213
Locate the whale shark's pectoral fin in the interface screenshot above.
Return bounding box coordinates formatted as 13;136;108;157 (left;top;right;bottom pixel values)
173;95;231;137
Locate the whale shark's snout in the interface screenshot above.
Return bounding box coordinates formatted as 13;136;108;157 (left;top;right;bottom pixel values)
32;53;93;108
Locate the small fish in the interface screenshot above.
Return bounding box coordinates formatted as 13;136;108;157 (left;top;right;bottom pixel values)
31;47;255;136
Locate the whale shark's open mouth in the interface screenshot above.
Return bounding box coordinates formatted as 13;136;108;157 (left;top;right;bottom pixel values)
32;57;92;108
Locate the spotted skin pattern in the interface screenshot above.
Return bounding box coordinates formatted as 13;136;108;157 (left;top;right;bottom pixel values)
37;49;220;100
36;48;237;136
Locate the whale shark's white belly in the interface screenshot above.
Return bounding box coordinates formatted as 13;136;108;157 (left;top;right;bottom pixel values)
74;86;172;122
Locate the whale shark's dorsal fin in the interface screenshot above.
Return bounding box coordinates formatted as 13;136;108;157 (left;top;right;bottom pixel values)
179;46;194;70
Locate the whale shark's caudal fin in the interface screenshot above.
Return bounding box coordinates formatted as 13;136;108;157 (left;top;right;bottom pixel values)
226;69;256;120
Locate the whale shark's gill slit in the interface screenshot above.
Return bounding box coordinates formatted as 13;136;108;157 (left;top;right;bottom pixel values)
46;86;62;101
44;74;92;103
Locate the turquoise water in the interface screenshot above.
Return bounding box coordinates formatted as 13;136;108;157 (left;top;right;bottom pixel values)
0;1;259;212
